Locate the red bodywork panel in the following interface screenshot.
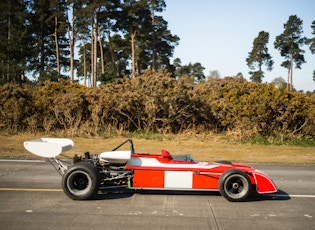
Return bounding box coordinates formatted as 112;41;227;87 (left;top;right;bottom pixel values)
133;170;165;188
253;170;278;194
126;152;277;194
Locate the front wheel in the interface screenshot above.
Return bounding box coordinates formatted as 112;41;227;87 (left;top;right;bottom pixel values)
62;162;100;200
219;169;252;202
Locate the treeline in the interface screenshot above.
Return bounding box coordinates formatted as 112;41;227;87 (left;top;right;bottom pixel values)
2;1;315;92
1;71;314;139
0;0;178;85
247;16;315;91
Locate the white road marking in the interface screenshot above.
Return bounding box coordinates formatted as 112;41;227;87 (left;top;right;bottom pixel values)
0;159;45;163
1;159;314;199
304;214;313;218
0;187;314;199
0;188;62;192
264;194;315;198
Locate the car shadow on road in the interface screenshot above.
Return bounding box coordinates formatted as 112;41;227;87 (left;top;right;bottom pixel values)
95;188;134;200
94;189;222;200
137;190;221;197
248;189;291;202
93;189;290;202
139;190;291;202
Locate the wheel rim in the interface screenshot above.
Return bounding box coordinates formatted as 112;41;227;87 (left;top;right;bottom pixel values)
224;174;249;199
67;170;92;196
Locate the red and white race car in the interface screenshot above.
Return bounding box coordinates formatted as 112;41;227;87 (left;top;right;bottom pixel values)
24;138;277;202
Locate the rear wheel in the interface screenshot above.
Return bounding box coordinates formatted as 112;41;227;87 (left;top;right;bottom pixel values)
62;162;100;200
219;169;252;202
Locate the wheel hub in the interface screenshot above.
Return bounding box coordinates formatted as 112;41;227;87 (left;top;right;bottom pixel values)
232;182;239;190
78;178;86;185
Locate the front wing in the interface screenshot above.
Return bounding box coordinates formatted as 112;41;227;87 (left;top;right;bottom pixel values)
252;170;278;194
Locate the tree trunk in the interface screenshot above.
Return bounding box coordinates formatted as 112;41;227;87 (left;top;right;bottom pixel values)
93;23;97;87
151;1;157;72
91;15;97;87
98;24;105;75
107;31;118;75
288;53;293;91
259;60;262;83
54;17;60;77
91;22;94;87
39;32;45;77
131;31;136;78
83;43;87;86
68;12;75;82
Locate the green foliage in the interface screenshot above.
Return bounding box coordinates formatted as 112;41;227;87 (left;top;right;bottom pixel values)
246;31;273;83
274;15;306;68
0;0;32;82
130;130;164;141
274;15;306;91
306;20;315;55
306;20;315;82
173;58;206;83
242;136;315;147
0;0;178;83
0;71;314;141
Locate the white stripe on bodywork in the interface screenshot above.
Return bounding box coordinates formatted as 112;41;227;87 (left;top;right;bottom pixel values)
127;157;219;170
164;171;193;188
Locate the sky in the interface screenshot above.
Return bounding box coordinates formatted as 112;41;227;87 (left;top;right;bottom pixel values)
161;0;315;92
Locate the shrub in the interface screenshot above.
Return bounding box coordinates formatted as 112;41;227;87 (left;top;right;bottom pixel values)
0;83;32;131
0;71;314;140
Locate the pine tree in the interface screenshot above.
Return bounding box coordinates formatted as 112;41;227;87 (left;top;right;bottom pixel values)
74;0;123;86
246;31;273;83
0;0;179;85
0;0;32;82
28;0;69;81
174;58;205;83
118;0;151;78
152;15;179;72
117;0;178;78
274;15;306;91
306;20;315;81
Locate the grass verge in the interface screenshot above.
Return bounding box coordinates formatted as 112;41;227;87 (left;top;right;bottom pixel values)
0;133;314;164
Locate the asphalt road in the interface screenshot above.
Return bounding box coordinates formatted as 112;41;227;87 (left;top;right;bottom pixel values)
0;160;314;230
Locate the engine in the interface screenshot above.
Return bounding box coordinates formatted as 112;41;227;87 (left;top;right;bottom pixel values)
72;152;133;190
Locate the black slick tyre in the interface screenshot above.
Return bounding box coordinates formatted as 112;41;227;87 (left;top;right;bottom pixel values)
219;169;252;202
62;162;100;200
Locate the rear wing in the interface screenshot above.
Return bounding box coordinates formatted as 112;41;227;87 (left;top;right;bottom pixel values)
23;138;74;175
24;138;74;158
23;138;134;175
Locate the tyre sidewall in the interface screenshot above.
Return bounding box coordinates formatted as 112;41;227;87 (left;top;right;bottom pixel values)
62;162;100;200
219;169;252;202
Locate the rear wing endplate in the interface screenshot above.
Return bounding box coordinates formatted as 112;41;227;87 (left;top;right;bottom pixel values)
23;138;74;158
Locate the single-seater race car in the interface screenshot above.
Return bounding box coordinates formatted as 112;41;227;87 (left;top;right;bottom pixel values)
23;138;277;202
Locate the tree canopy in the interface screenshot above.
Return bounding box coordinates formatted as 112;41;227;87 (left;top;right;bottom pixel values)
246;31;273;83
1;3;315;92
0;0;179;84
306;20;315;81
274;15;306;91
